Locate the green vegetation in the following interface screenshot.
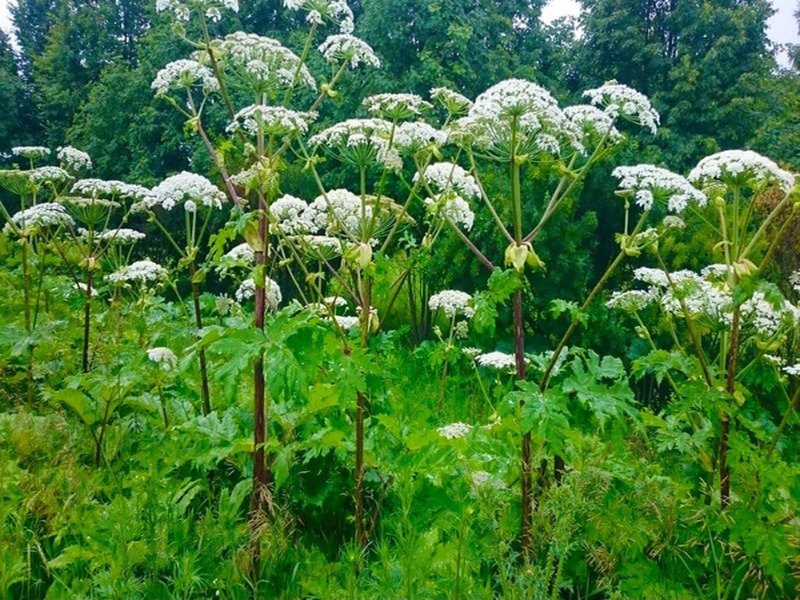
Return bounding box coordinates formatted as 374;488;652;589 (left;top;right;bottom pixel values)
2;1;800;599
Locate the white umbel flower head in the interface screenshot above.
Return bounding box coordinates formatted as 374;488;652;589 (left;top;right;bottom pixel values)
583;81;660;135
57;146;92;172
430;87;473;114
393;122;447;154
606;289;655;312
4;202;75;235
227;105;315;137
12;146;50;160
318;34;380;69
214;32;315;92
612;164;707;213
147;347;178;371
155;0;238;21
429;290;475;319
437;422;472;440
106;260;167;285
309;118;398;169
303;189;367;237
688;150;795;194
224;243;256;263
455;79;577;159
146;172;226;212
270;194;315;234
784;363;800;377
564;105;622;145
151;59;219;97
235;277;282;309
283;0;354;33
96;228;146;244
415;162;479;200
475;351;517;371
424;193;474;231
72;179;151;200
363;93;433;121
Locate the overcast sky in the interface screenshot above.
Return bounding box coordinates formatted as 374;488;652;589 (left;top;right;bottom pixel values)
0;0;797;60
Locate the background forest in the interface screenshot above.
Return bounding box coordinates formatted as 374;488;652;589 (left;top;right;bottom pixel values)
2;0;800;599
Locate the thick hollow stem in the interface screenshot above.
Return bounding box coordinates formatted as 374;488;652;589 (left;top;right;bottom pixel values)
355;276;372;548
82;270;93;373
189;262;212;416
721;308;740;508
514;290;533;557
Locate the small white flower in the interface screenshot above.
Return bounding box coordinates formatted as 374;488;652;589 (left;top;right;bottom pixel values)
784;363;800;377
96;228;146;244
363;93;433;120
106;260;167;285
415;162;479;200
224;243;255;263
613;164;707;212
428;289;475;319
475;351;517;371
12;146;50;160
4;203;74;234
688;150;795;193
57;146;92;172
148;347;178;371
606;289;654;312
430;87;473;113
235;277;282;309
437;422;471;439
271;194;315;234
227;105;315;137
583;81;660;135
318;34;380;69
146;172;226;212
151;59;219;97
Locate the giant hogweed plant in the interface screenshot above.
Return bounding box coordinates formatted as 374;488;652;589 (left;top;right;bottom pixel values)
607;151;800;507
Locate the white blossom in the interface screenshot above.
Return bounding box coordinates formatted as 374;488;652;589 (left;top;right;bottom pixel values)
318;34;380;69
784;363;800;377
148;347;178;370
332;315;359;329
106;260;167;285
57;146;92;172
283;0;354;33
606;289;654;312
292;234;343;257
612;164;707;212
428;289;475;319
303;189;367;237
270;194;315;234
26;166;70;184
363;93;433;120
72;179;150;200
564;105;622;144
415;162;479;199
475;351;517;371
437;422;472;440
156;0;238;20
688;150;795;193
791;270;800;294
214;32;315;91
309;118;398;169
224;243;255;262
430;87;473;113
4;202;74;234
583;81;660;135
151;59;219;97
96;228;146;244
146;172;226;212
393;122;447;154
235;277;282;308
12;146;50;160
741;292;800;338
424;193;474;231
227;105;315;137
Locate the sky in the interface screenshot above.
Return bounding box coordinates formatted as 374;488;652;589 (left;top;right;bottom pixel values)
0;0;797;61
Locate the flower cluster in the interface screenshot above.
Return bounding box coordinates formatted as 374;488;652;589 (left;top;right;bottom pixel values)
430;87;472;113
151;59;219;97
227;105;315;137
454;79;577;158
564;105;622;145
428;289;475;319
106;260;167;285
12;146;50;160
416;162;480;199
235;277;282;308
270;194;314;234
144;172;226;212
304;189;367;237
318;34;380;69
583;81;660;135
147;347;178;371
96;228;146;244
215;32;315;92
224;243;255;263
424;194;475;231
27;166;71;185
363;93;433;120
475;351;517;371
612;164;707;213
72;179;150;200
740;292;800;338
57;146;92;172
437;422;472;439
688;150;795;193
393;122;447;154
155;0;238;22
4;203;74;234
283;0;354;33
309;118;399;169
